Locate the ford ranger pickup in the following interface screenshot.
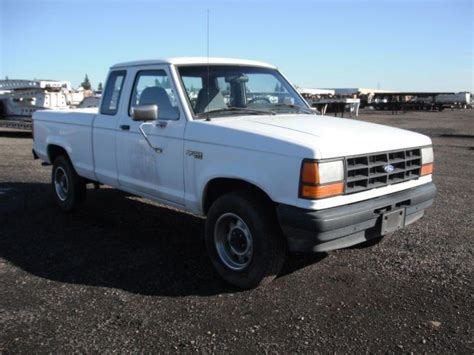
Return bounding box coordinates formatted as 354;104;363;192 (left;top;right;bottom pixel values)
32;57;436;288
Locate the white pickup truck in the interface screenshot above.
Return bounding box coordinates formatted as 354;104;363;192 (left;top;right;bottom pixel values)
33;57;436;288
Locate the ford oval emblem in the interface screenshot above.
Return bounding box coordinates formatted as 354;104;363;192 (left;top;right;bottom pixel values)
384;164;395;173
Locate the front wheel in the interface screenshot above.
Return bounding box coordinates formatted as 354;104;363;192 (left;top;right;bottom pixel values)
52;155;86;212
205;191;287;289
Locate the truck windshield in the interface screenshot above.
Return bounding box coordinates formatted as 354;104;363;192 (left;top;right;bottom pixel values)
177;65;312;118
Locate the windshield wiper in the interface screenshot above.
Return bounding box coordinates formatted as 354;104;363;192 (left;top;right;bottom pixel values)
271;104;314;114
197;107;275;119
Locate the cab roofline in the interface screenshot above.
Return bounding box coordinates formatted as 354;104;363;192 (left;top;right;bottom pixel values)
111;57;277;69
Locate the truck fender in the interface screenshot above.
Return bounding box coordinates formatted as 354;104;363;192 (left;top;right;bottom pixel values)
198;169;276;215
46;136;73;164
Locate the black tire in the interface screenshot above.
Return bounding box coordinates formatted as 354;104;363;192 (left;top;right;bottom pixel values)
205;191;287;289
51;155;86;212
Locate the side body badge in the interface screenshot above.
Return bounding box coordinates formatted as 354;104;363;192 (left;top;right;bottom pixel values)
186;150;203;160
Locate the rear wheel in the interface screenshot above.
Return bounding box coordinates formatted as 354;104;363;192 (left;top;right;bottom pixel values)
205;191;287;289
52;155;86;212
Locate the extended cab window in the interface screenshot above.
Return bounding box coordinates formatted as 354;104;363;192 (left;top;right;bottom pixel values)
100;71;126;115
129;70;179;120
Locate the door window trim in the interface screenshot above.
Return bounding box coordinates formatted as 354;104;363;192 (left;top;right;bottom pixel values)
128;68;180;121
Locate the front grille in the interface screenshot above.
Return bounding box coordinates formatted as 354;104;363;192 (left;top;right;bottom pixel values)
345;148;421;194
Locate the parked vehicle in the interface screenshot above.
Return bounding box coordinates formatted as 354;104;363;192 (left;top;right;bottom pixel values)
78;95;101;108
435;92;472;109
32;57;436;288
0;79;77;117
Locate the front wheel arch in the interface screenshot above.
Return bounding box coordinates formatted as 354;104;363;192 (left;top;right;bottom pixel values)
202;177;275;216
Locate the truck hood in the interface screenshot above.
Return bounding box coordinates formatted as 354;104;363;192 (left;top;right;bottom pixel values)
206;114;431;159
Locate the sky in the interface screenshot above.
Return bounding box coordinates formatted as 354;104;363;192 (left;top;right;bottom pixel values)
1;0;473;92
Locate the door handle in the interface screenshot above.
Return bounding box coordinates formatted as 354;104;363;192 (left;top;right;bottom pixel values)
120;125;130;131
156;121;168;128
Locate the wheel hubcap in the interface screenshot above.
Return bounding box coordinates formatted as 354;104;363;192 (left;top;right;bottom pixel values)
54;166;69;201
214;213;253;271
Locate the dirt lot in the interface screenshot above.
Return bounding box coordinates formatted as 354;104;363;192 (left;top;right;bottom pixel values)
0;110;473;353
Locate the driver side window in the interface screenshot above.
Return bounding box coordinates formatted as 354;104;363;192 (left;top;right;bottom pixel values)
129;70;179;120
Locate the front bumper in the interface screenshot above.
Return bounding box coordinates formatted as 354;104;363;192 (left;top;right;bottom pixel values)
277;182;436;252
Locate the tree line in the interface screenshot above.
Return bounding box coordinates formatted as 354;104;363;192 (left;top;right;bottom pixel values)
81;74;102;92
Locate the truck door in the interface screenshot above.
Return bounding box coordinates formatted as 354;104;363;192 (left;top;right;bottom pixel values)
116;66;185;205
92;70;127;187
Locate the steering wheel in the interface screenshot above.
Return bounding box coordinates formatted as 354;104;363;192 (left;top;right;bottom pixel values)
248;96;271;105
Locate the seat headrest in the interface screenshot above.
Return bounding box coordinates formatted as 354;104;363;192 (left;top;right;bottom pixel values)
138;86;178;120
139;87;169;107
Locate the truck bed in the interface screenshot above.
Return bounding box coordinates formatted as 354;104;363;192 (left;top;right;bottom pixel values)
33;108;98;181
34;108;97;126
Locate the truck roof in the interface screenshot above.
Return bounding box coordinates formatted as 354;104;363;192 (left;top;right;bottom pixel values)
111;57;277;69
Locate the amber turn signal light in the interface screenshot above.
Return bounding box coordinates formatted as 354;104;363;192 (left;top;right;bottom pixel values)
300;160;345;199
300;182;344;199
421;163;433;176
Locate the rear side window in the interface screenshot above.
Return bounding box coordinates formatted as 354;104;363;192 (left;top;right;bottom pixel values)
100;70;126;115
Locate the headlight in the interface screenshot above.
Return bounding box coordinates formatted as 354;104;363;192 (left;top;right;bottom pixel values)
421;146;434;176
300;159;344;199
421;146;434;164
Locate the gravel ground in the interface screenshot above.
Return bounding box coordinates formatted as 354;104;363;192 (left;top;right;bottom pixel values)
0;110;473;353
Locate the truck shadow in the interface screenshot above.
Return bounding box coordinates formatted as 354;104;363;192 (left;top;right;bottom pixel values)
0;182;326;297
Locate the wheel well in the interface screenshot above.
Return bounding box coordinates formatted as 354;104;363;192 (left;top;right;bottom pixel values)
203;178;274;215
47;145;69;163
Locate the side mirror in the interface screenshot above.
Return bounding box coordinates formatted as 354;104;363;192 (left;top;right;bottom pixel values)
132;105;158;121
